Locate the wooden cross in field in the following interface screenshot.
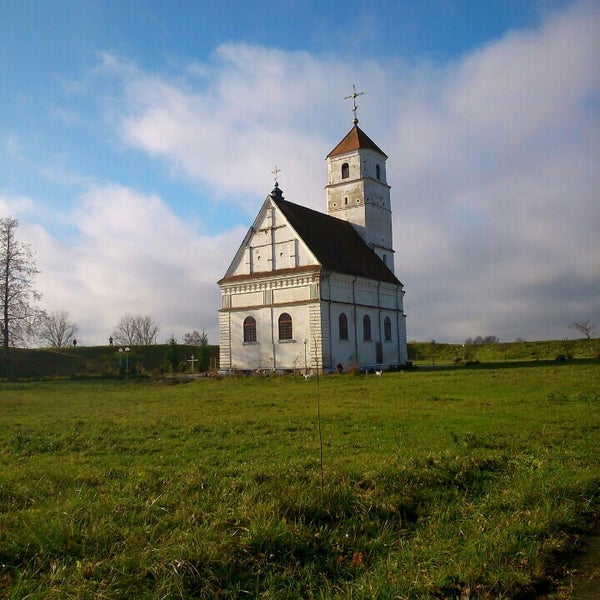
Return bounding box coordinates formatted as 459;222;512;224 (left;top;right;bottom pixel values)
187;355;198;373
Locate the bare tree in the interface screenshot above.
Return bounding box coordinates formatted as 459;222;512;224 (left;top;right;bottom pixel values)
39;310;79;348
112;313;159;345
569;319;597;340
0;217;42;367
184;329;208;346
112;313;137;345
184;330;202;345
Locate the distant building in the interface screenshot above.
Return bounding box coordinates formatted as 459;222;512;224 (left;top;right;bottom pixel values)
218;113;407;372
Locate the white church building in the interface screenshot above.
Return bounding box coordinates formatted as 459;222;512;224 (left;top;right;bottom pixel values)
218;112;408;373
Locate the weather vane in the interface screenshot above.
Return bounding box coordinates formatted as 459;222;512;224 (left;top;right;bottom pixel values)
344;84;364;124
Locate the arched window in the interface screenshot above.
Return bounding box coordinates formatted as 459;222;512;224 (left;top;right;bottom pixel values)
341;163;349;179
376;164;381;180
339;313;348;340
384;317;392;341
278;313;293;340
243;316;257;343
363;315;372;341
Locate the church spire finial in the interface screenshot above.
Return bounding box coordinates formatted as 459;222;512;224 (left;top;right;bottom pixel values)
344;83;364;125
271;164;281;185
270;165;284;200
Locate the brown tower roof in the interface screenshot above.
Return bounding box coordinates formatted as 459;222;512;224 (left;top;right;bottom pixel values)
326;125;387;159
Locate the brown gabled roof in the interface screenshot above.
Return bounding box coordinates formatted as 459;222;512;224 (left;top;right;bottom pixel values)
273;197;400;285
327;125;388;159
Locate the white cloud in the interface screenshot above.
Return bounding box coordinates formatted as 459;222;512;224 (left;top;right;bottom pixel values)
387;1;600;340
29;185;243;345
0;193;37;217
109;45;359;212
11;1;600;345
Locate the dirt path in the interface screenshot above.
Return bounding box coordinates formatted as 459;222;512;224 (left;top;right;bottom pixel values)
563;528;600;599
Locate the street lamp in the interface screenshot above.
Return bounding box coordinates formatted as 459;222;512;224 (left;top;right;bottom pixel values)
119;347;130;373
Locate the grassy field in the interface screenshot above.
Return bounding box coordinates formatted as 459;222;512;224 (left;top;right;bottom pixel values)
1;362;599;598
407;338;596;366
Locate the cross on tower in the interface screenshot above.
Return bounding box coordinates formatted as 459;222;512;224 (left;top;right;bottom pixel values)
344;84;364;124
272;165;281;184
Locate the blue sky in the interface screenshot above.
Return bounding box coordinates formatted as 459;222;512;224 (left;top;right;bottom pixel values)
1;1;599;345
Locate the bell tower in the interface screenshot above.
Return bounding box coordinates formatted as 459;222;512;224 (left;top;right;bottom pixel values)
325;86;394;272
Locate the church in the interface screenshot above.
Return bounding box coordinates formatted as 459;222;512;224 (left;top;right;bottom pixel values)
217;98;408;373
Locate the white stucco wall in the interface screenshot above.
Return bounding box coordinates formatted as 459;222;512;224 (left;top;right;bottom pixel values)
228;200;317;278
220;272;407;371
220;304;327;371
218;267;324;371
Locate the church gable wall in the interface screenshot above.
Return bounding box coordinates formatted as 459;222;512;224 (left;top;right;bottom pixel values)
228;205;317;278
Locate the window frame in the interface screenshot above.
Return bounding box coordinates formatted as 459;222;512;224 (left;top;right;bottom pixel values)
384;316;392;341
339;312;349;341
278;312;293;341
243;316;257;343
363;315;372;341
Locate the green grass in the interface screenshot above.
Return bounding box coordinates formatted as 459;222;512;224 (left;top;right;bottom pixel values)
408;338;596;365
1;363;599;598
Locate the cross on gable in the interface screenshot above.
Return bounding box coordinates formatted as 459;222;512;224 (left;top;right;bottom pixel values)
272;165;281;184
344;84;364;124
